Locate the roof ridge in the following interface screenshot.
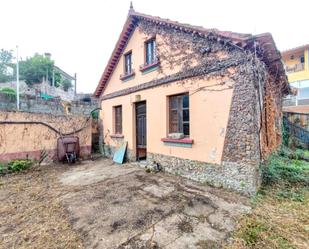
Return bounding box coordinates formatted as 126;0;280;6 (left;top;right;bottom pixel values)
129;11;252;41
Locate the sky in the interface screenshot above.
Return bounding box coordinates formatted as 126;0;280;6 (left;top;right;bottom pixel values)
1;0;308;93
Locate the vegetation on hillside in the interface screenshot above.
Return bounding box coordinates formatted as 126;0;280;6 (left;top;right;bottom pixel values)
0;49;73;91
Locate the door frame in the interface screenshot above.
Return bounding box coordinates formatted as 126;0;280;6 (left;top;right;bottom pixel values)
135;101;147;161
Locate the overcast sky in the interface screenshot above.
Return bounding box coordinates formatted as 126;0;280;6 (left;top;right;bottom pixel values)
1;0;308;93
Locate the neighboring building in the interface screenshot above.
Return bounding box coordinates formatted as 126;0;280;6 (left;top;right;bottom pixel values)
94;6;289;195
282;44;309;113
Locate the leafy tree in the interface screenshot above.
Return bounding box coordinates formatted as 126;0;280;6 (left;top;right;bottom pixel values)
19;53;54;86
62;78;73;91
0;49;14;82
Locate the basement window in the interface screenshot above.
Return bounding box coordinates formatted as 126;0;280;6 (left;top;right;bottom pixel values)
169;93;190;136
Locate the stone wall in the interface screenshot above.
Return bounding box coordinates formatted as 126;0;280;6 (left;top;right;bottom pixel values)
0;111;92;163
0;93;98;116
147;153;260;196
0;81;75;101
221;73;261;165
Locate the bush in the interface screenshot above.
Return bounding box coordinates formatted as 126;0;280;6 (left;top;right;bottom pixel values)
0;87;16;100
262;150;309;186
0;163;4;174
8;159;32;172
91;110;99;120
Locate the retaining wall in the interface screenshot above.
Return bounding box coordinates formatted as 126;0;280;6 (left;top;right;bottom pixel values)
0;111;92;163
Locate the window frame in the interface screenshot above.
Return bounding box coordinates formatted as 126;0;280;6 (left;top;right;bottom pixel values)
145;38;157;65
114;105;122;135
124;51;132;75
168;93;190;136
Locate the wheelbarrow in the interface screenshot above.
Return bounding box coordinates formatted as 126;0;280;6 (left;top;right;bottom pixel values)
57;136;80;164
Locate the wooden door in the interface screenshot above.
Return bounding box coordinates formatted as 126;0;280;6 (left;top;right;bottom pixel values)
136;101;147;160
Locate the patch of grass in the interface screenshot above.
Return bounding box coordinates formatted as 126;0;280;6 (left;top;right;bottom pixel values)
227;148;309;249
262;151;309;186
276;188;307;202
235;218;269;246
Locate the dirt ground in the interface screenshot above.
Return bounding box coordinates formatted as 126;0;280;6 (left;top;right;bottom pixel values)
0;158;251;249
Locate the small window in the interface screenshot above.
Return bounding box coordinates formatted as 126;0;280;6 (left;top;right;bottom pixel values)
169;93;189;136
300;55;305;64
124;52;132;74
114;106;122;134
145;39;157;65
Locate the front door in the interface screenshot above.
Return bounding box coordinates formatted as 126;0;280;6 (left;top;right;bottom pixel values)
136;101;147;160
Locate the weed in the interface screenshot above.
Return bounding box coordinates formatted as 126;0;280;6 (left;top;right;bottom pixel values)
177;216;193;234
145;168;152;173
8;159;32;172
262;152;309;186
276;188;306;202
0;163;4;174
236;218;268;246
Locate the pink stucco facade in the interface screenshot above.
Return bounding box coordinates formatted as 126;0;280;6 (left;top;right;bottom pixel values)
100;27;234;164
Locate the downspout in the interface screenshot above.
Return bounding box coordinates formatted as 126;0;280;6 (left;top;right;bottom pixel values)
254;39;264;161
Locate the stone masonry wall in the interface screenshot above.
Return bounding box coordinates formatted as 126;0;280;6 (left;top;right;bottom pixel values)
0;93;98;116
221;73;261;165
147;153;260;196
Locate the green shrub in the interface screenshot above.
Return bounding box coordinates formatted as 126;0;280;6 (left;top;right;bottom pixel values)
276;188;306;202
91;110;99;120
0;87;16;100
0;163;4;174
262;152;309;186
8;159;32;172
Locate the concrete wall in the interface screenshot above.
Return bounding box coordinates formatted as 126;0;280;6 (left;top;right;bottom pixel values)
282;48;309;83
0;111;92;163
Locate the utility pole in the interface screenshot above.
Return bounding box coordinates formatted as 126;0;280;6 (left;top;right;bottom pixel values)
16;45;20;110
74;73;77;97
52;68;55;87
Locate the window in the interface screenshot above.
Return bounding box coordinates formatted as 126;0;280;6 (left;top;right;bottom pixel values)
114;106;122;134
300;55;305;64
145;39;157;65
124;52;132;74
169;93;189;136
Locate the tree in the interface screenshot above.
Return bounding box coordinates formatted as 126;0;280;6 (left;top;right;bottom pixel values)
62;78;73;91
19;53;54;86
0;49;14;83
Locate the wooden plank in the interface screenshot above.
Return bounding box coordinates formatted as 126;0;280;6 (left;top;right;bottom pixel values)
113;141;127;164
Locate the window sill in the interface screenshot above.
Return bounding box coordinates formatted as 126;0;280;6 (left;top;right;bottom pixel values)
120;71;135;81
161;138;193;148
139;61;160;74
110;134;124;139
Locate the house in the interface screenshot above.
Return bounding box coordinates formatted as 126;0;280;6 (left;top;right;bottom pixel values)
94;5;290;195
282;44;309;113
